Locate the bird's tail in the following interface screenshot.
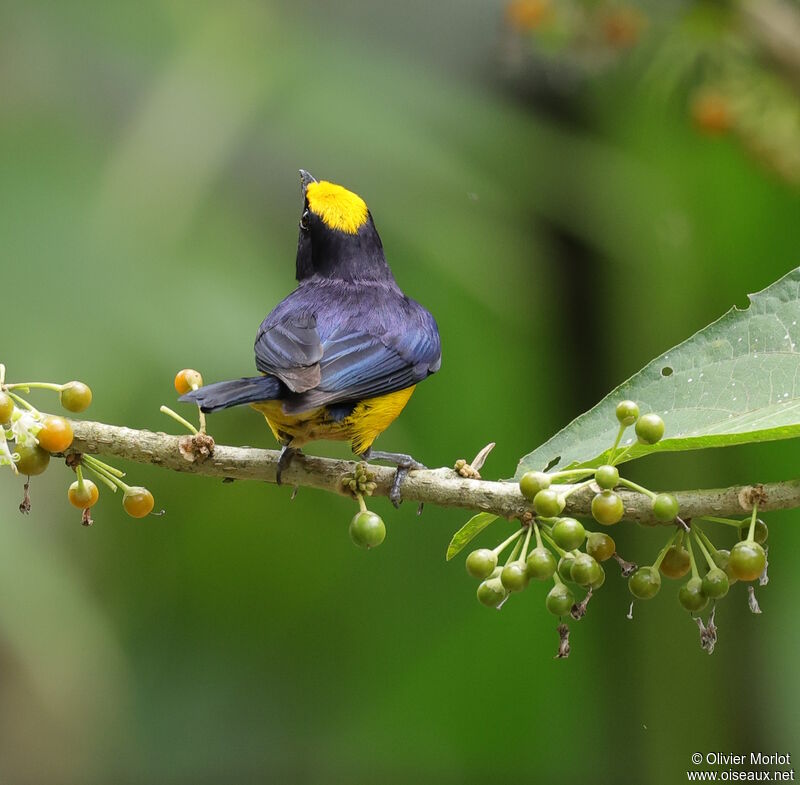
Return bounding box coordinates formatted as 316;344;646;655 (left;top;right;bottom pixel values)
179;375;281;413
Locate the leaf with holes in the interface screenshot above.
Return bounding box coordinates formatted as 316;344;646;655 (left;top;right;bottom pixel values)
446;512;498;561
515;267;800;477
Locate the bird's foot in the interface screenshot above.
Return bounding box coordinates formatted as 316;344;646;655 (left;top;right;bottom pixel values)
276;445;301;486
360;448;426;508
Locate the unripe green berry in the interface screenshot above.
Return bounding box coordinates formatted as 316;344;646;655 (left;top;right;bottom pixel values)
15;443;51;476
591;490;624;526
739;519;768;545
0;392;14;424
477;577;507;608
590;565;606;590
570;553;601;587
729;541;766;582
635;413;665;445
652;493;679;522
533;489;564;518
586;531;615;562
545;583;574;616
628;566;661;599
616;400;639;426
349;511;386;549
679;576;709;613
466;548;497;580
659;545;690;579
557;554;576;583
519;471;551;501
701;567;730;599
501;561;530;593
526;547;557;580
551;517;585;551
595;464;619;490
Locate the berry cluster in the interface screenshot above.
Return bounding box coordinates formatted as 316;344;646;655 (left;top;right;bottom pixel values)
0;363;155;524
462;400;768;655
340;462;386;550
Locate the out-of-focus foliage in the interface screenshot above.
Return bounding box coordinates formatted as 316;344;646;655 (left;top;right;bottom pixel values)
0;1;798;783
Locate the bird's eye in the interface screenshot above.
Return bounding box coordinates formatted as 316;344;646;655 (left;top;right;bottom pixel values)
299;209;310;231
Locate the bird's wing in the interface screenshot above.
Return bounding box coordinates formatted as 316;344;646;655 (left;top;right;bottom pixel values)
254;313;324;393
282;304;441;412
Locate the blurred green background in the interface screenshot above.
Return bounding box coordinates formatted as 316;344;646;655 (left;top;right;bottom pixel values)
1;1;799;783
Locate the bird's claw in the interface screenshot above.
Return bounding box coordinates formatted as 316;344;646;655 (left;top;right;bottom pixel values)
276;445;300;486
361;448;426;507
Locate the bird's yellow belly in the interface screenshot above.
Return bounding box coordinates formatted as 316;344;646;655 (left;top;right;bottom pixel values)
251;386;416;455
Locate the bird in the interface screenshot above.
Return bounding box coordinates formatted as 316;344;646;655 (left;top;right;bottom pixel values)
180;170;442;505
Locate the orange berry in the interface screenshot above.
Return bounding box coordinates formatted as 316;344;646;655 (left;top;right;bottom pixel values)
68;479;99;509
37;415;74;453
122;486;155;518
691;90;731;135
505;0;550;30
174;369;203;395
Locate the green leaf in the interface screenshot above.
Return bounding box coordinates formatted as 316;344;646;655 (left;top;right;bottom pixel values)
515;266;800;477
446;513;498;561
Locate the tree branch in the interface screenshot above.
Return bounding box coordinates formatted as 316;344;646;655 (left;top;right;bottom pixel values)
65;419;800;524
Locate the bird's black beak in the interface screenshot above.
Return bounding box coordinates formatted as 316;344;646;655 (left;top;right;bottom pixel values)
299;169;317;194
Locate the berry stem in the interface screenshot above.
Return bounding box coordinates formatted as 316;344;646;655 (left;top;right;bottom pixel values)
695;528;720;558
558;479;595;504
356;492;367;513
83;456;130;492
618;477;657;500
699;515;744;528
540;529;567;558
519;524;533;561
492;528;523;557
504;537;523;566
159;405;198;435
76;464;86;491
6;391;39;415
652;529;681;570
611;444;635;466
82;454;125;478
746;502;759;543
533;521;544;550
692;530;716;571
607;422;627;464
84;462;120;493
4;382;63;392
549;469;595;481
686;535;700;580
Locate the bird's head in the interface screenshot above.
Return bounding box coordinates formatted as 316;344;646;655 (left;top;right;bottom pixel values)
295;170;392;283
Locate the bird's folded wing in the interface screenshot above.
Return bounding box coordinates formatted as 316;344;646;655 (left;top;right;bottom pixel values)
254;315;324;392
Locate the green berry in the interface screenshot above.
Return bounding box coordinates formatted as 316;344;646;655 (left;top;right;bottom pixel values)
349;511;386;549
0;392;14;424
739;519;768;545
652;493;679;522
678;577;709;613
557;554;576;583
526;546;557;580
519;471;551;501
466;548;497;580
533;489;564;518
729;541;766;582
628;566;661;599
501;561;530;593
701;567;730;599
590;565;606;590
59;381;92;413
551;517;585;551
595;464;619;490
659;545;690;579
591;490;624;526
15;443;51;476
713;548;738;585
586;531;615;562
616;400;639;426
545;583;574;616
477;577;507;608
570;553;602;587
635;413;665;445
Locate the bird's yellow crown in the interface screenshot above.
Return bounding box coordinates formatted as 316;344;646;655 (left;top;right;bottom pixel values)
306;180;368;235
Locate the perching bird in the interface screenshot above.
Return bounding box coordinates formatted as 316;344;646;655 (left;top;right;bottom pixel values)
181;170;441;504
